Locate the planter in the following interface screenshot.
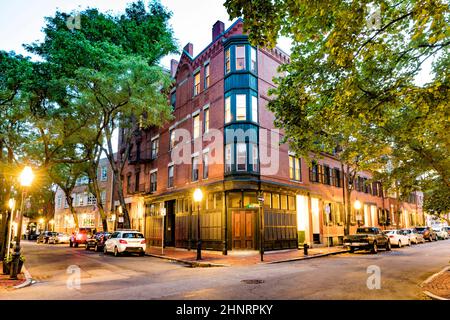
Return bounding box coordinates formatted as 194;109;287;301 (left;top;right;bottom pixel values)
2;260;24;275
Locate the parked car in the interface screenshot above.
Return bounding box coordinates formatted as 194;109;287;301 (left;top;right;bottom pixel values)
69;228;93;247
344;227;391;253
85;232;111;252
103;230;146;257
401;228;425;244
433;226;449;240
36;231;58;244
28;232;40;241
415;226;437;241
383;230;411;247
48;232;71;244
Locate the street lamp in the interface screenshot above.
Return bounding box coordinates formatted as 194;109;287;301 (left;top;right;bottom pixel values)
193;188;203;260
354;200;362;227
6;199;16;258
10;166;34;279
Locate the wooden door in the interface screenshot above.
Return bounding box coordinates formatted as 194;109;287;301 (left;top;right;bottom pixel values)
232;210;255;249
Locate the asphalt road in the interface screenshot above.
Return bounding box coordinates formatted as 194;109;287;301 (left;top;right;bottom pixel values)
1;239;449;300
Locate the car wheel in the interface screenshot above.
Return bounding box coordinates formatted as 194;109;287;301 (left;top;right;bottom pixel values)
398;240;402;248
386;241;391;251
114;246;120;257
371;242;378;254
349;247;355;253
95;244;99;252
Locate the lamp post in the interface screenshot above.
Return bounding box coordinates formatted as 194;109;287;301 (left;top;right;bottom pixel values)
6;199;16;258
193;188;203;260
354;200;362;227
10;166;34;279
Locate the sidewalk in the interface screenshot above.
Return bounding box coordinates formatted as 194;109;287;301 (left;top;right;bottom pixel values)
0;272;27;290
421;266;450;300
146;246;349;267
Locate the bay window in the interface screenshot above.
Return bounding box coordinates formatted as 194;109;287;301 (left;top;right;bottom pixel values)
236;45;246;70
236;143;247;171
236;94;246;120
251;95;258;122
225;96;231;123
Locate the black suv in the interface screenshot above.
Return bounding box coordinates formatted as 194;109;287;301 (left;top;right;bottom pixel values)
36;231;57;244
85;232;111;252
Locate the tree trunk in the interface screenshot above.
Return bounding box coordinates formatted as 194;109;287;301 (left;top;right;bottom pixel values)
66;195;79;229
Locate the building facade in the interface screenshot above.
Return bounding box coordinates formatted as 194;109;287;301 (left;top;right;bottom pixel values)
54;158;116;233
119;19;424;252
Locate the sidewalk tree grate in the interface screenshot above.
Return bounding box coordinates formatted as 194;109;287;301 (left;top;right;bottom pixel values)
241;279;264;284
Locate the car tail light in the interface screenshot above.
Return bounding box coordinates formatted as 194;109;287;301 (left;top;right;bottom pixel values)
389;235;394;238
76;234;82;240
141;240;146;244
119;239;127;244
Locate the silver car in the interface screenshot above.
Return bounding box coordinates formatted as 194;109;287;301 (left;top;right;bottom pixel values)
401;228;425;244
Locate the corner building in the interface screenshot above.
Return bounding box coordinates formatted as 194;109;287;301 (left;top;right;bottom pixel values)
119;19;424;253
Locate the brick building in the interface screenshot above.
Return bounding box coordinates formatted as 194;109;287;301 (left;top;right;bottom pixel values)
119;19;424;252
54;157;116;234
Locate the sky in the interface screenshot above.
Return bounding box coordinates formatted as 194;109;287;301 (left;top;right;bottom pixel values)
0;0;292;68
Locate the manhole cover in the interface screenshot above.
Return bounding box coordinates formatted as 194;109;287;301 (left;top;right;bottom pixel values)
241;279;264;284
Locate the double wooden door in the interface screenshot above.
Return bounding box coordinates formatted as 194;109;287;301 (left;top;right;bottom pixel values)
232;210;256;249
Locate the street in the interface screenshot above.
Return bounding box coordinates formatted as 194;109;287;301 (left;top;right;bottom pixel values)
1;240;449;300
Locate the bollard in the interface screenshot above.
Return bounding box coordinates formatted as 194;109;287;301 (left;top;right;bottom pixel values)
303;243;309;255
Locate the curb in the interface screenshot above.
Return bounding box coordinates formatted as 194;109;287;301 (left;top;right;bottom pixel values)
145;253;229;268
261;249;350;264
13;265;33;289
420;266;449;300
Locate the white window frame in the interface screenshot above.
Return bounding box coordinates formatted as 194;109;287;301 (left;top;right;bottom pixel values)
236;94;246;121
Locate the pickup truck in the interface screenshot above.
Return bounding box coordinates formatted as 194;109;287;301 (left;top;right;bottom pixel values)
344;227;391;254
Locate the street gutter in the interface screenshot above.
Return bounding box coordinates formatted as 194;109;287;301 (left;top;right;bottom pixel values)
145;253;230;268
261;249;350;264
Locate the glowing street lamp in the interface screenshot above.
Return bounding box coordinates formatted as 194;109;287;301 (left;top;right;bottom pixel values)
10;166;34;279
193;188;203;260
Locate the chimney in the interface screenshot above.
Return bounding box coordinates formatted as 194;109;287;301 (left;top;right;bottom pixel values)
170;59;178;78
212;20;225;41
183;43;193;57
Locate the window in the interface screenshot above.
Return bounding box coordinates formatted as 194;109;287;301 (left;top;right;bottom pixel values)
171;92;176;108
263;192;272;208
100;166;108;181
310;162;320;182
169;129;175;150
87;193;97;205
192;156;199;181
288;196;296;210
250;47;257;72
272;193;280;209
225;144;232;173
225;48;231;73
289;156;301;181
252;143;259;172
236;143;247;171
168;166;174;188
78;194;84;207
57;195;62;209
225;96;231;123
324;165;331;185
251;96;258;122
203;152;209;179
204;108;209;133
64;198;68;209
281;195;288;210
204;64;210;89
127;175;131;192
193;114;200;139
236;94;246;121
236;45;246;70
150;171;157;192
194;72;200;96
100;191;106;204
334;168;342;187
151;138;159;159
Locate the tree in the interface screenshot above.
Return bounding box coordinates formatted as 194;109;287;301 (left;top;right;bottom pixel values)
24;1;177;228
224;0;449;220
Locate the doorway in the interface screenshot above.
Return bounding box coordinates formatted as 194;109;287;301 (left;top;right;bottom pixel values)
164;200;176;247
232;210;256;249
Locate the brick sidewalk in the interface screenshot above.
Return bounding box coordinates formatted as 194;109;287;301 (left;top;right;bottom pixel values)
146;246;348;266
0;272;26;290
422;268;450;299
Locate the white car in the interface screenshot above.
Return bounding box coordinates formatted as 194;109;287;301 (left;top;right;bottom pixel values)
49;232;71;244
433;227;449;240
104;230;146;257
400;228;425;244
383;230;411;247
